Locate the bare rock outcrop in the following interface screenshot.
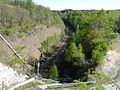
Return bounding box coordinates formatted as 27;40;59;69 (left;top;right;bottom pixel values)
0;63;27;89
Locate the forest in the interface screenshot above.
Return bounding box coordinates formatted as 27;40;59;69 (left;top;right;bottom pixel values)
58;10;120;80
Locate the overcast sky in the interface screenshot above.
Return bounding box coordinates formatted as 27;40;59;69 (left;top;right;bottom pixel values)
33;0;120;10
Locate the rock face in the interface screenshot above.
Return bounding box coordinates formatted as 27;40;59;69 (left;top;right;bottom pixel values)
103;84;119;90
100;36;120;77
101;50;120;77
100;36;120;89
0;63;27;89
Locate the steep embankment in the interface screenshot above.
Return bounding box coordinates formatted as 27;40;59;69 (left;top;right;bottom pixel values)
0;1;65;66
0;1;65;89
100;35;120;85
0;25;62;63
101;50;120;77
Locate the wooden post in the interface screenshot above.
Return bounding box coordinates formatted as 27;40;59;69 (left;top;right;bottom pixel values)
0;34;31;70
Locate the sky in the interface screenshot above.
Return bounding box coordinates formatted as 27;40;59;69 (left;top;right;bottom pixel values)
33;0;120;10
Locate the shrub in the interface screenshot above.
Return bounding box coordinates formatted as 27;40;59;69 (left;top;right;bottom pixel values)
92;49;104;65
3;28;12;36
49;64;59;80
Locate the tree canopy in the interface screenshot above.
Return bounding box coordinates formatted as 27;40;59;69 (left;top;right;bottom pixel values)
60;9;120;80
0;0;65;37
62;10;119;65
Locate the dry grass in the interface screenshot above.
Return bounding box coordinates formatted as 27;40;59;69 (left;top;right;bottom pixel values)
0;25;62;64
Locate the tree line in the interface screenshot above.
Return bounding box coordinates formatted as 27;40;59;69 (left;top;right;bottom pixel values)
58;9;120;80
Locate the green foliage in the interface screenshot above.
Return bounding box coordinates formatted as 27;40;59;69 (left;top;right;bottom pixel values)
115;16;120;33
73;80;91;90
87;70;114;90
73;70;114;90
49;64;59;80
60;27;65;40
40;34;60;53
115;84;120;89
63;10;117;66
91;39;109;64
91;70;115;90
92;49;104;65
91;39;108;52
78;44;85;60
77;83;91;90
0;0;65;36
15;81;42;90
7;57;23;66
94;70;114;84
62;9;119;81
95;84;105;90
21;24;31;33
3;28;12;36
68;32;76;43
12;0;35;11
65;42;85;65
65;42;78;62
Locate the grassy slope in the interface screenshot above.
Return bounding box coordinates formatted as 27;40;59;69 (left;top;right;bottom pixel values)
0;3;65;69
